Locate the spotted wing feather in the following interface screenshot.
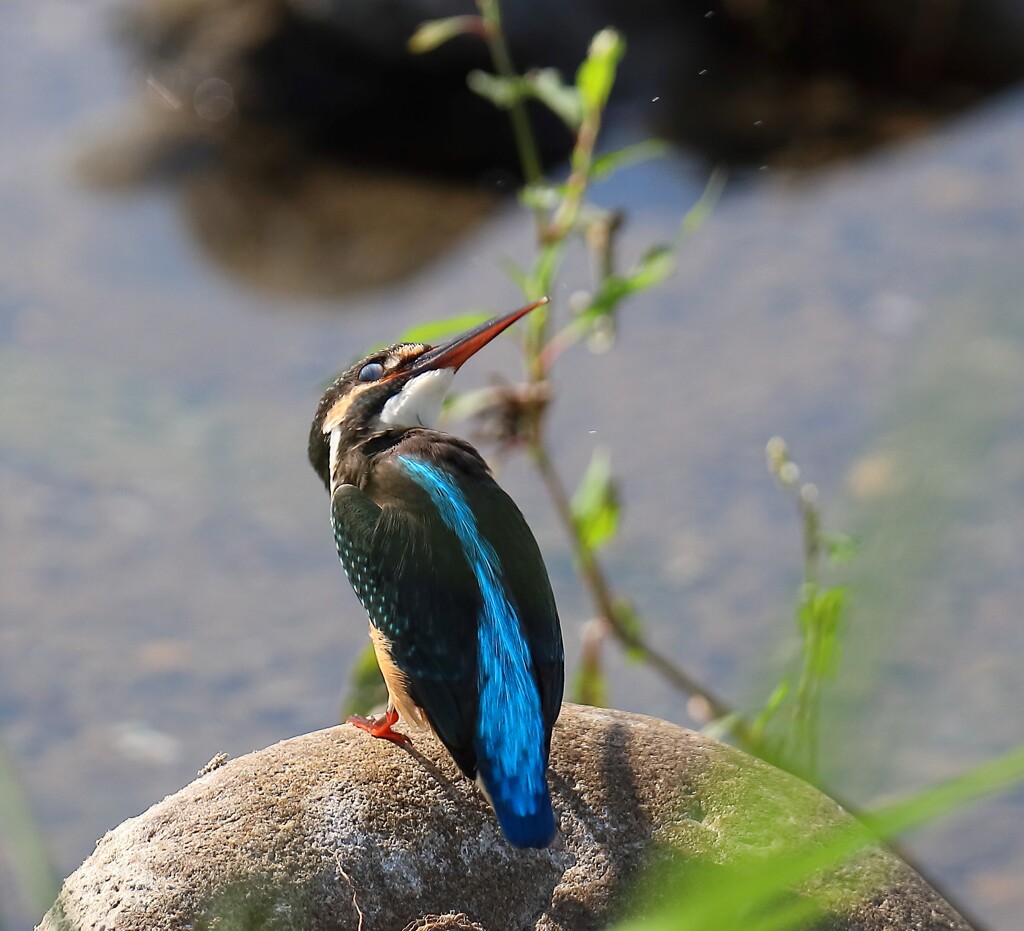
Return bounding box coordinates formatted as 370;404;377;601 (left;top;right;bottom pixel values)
331;482;481;777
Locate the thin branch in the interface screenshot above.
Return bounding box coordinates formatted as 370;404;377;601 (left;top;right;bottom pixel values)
528;439;753;742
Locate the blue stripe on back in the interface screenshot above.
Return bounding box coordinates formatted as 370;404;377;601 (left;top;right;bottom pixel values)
399;456;549;831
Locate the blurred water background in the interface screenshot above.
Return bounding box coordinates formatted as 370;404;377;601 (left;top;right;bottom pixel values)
1;2;1022;928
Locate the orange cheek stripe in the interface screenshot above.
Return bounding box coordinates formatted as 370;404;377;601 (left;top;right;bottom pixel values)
322;378;377;433
322;396;352;434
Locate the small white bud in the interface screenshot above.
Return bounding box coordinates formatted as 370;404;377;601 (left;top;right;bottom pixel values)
765;435;790;478
778;461;800;486
800;483;819;505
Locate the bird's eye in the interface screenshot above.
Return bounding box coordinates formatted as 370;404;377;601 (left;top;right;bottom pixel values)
358;362;385;382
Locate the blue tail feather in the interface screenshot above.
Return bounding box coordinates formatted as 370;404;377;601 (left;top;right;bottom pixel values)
478;761;557;849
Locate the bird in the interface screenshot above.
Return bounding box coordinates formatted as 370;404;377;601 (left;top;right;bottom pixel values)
308;299;564;849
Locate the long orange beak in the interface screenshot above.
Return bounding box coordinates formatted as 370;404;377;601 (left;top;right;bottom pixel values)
407;297;548;374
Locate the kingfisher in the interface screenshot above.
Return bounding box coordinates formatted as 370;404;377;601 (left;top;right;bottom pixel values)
308;299;564;849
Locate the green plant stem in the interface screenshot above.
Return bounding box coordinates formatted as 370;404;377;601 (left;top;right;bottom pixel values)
799;491;821;585
480;0;747;741
476;0;556;363
526;242;564;378
791;490;833;778
477;0;543;189
529;70;606;359
549;108;601;242
473;1;751;745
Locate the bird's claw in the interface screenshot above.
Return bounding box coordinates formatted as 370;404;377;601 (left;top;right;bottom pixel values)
346;709;410;746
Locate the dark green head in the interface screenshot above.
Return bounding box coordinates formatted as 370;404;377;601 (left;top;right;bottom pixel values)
308;299;547;491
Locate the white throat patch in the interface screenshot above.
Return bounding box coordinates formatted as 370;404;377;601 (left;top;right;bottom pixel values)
379;368;455;430
328;426;344;489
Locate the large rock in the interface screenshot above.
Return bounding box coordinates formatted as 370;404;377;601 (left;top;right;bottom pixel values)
119;0;1024;172
39;705;970;931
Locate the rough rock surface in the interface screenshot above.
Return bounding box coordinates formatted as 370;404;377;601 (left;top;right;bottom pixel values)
39;705;971;931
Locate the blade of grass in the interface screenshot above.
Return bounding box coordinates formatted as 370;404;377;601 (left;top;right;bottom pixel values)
0;735;59;920
615;746;1024;930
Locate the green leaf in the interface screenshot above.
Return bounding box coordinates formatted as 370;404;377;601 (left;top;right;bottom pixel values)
528;241;565;301
524;68;582;129
797;585;845;678
467;70;521;109
517;182;564;211
824;531;857;565
573;244;677;341
340;641;387;719
612;599;646;663
575;28;625;114
571;662;609;707
398;312;492;345
570;448;621;551
627;244;675;290
590;139;670;181
752;679;790;736
800;586;845;634
680;166;728;236
407;16;484;54
497;256;530;295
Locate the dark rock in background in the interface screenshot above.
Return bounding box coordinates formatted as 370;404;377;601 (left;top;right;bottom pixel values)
650;0;1024;164
117;0;1024;176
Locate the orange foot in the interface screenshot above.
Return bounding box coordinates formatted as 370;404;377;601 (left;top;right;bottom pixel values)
346;708;410;746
